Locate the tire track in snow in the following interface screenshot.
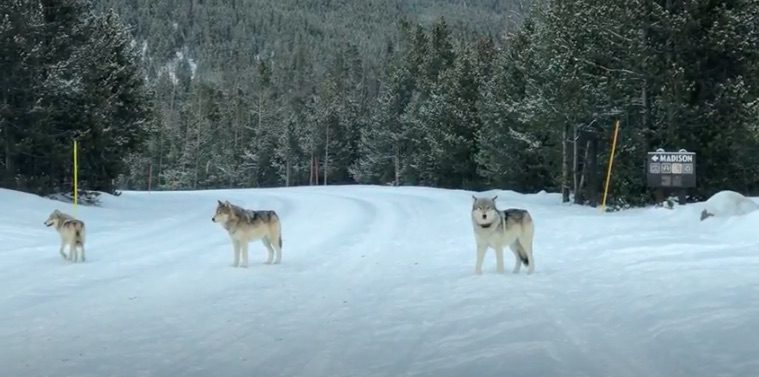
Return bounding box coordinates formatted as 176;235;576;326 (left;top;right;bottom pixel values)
241;188;445;377
272;188;464;377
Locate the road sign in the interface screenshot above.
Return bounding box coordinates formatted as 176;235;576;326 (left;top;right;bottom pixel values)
646;150;696;188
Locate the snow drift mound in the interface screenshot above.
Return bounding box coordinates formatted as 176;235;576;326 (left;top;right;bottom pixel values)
700;190;759;220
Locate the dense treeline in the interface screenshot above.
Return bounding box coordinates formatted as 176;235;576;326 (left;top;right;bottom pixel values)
92;0;527;190
543;0;759;203
3;0;759;206
356;0;759;203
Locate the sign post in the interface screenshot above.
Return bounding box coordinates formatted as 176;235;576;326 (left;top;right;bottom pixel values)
646;149;696;204
600;120;620;212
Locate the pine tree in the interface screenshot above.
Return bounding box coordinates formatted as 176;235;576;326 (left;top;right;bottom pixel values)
1;1;153;195
413;45;482;188
0;1;44;189
477;18;555;192
73;10;154;193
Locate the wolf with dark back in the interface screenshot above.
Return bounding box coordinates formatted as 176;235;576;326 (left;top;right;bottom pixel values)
212;200;283;268
44;209;86;262
471;196;535;275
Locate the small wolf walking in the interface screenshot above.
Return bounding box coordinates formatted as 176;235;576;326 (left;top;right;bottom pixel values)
44;209;86;262
471;196;535;275
212;200;283;268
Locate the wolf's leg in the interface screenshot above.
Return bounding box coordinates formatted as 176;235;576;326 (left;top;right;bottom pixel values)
232;240;240;267
74;242;82;262
240;242;249;268
262;239;274;264
519;238;535;274
80;244;86;262
69;243;76;262
66;243;74;262
495;247;505;274
509;243;522;273
59;242;68;260
475;244;486;275
271;237;282;264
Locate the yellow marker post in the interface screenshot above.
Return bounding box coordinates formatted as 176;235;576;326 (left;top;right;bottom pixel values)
73;140;78;215
601;120;620;212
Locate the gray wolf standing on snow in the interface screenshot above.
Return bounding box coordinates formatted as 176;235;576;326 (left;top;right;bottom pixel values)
471;196;535;275
212;200;283;267
44;209;86;262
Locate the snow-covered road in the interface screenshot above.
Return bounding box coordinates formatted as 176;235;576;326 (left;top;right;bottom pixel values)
1;186;757;377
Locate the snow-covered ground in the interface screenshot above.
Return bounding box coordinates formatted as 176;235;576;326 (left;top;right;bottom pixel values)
1;186;758;377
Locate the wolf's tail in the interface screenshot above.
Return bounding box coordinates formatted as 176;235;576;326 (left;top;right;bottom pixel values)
73;222;85;246
519;251;529;266
516;242;529;266
272;213;282;249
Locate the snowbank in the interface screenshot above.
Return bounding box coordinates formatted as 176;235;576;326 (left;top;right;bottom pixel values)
700;190;759;220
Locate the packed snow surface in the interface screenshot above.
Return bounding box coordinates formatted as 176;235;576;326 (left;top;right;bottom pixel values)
1;186;758;377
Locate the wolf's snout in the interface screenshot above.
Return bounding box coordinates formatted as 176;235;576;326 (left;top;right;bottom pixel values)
481;214;487;220
211;217;215;222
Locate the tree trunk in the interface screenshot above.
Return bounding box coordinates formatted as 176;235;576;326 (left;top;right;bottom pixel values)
193;89;202;190
588;137;599;207
641;81;654;169
2;93;13;187
561;123;570;202
324;123;329;186
572;123;579;203
285;158;291;187
3;133;12;187
577;140;591;204
309;154;314;185
234;83;241;151
315;156;320;185
394;143;400;186
193;125;201;190
665;0;675;135
258;88;263;135
640;6;652;153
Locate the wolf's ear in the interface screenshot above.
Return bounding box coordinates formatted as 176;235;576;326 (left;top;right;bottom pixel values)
224;200;231;206
491;195;498;201
217;200;223;206
472;195;477;201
